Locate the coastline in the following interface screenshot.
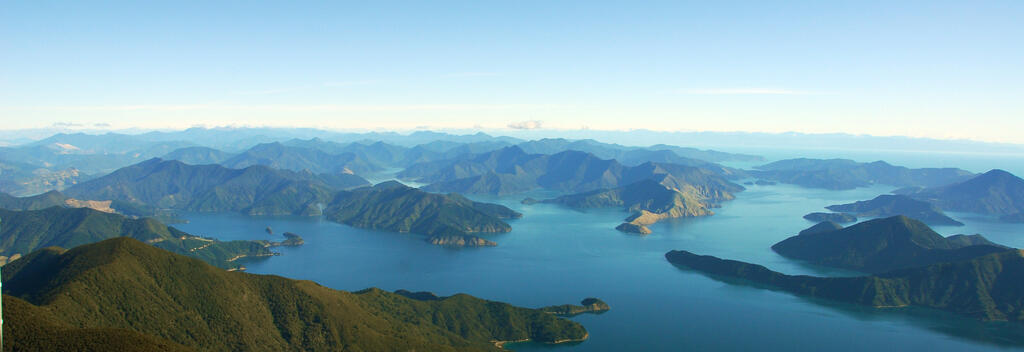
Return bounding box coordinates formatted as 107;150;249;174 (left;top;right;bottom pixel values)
492;332;589;350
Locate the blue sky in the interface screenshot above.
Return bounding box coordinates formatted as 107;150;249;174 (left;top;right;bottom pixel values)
2;1;1022;142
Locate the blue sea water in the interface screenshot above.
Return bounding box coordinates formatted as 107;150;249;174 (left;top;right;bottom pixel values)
175;178;1024;351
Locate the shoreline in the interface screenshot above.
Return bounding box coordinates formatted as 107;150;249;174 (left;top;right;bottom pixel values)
492;332;589;350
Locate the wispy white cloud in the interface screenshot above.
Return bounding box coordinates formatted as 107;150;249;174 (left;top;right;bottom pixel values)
508;120;544;130
682;88;823;95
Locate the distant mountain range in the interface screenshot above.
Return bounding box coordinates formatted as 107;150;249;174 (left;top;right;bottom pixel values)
222;142;382;174
750;158;974;190
401;146;745;196
2;130;758;197
666;247;1024;322
63;158;369;216
771;216;1006;274
515;138;761;164
0;159;90;197
2;237;588;351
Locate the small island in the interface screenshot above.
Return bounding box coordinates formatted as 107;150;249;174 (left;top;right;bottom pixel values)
267;232;305;247
615;222;652;235
427;234;497;247
803;212;857;223
538;177;738;235
541;298;611;317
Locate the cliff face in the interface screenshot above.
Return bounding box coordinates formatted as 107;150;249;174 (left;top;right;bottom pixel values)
666;249;1024;322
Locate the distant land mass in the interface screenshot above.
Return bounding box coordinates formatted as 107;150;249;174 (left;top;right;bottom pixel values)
666;248;1024;322
515;138;760;164
825;194;963;226
220;142;381;175
802;212;857;223
0;159;89;197
58;159;521;247
750;158;974;190
2;238;589;351
324;181;521;246
536;176;740;234
63;158;369;216
402;146;745;196
0;207;275;269
10;127;1021;158
152;135;755;180
0;190;76;210
899;169;1024;217
771;216;1006;274
160;146;234;165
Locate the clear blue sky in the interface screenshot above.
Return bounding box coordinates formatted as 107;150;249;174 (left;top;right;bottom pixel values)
2;1;1022;142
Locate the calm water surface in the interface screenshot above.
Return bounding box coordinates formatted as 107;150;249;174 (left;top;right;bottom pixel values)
176;181;1024;351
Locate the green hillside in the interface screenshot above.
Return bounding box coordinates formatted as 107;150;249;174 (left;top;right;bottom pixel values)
666;248;1024;322
771;216;1006;274
2;238;588;351
0;207;274;269
324;182;521;246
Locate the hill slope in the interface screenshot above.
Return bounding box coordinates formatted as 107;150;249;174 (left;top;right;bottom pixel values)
403;147;744;196
771;216;1006;273
64;158;369;216
537;177;726;234
666;249;1024;322
751;158;974;190
825;194;963;226
222;142;381;174
904;169;1024;216
0;207;275;269
2;238;588;351
324;182;521;246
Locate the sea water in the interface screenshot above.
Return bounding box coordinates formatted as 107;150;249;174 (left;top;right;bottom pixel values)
176;179;1024;351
